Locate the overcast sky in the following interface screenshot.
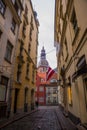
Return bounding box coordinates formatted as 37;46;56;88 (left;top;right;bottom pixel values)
31;0;57;69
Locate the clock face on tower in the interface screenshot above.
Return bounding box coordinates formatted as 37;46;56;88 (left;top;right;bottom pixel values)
39;67;47;72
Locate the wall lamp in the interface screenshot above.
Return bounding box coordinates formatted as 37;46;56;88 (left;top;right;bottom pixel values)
57;79;64;88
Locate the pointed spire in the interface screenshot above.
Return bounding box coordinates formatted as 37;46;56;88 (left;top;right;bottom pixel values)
38;46;49;67
40;46;46;60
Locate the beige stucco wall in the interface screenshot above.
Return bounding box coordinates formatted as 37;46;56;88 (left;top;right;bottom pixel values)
54;0;87;123
11;0;39;113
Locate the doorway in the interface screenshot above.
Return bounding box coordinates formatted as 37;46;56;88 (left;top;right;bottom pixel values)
31;89;34;110
14;88;19;113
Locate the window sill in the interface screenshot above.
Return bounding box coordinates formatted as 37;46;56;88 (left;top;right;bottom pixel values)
72;27;80;46
15;80;22;84
0;12;5;19
32;81;34;84
4;57;11;64
11;28;15;35
25;76;30;80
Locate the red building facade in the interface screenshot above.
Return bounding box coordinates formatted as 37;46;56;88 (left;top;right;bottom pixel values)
35;47;58;105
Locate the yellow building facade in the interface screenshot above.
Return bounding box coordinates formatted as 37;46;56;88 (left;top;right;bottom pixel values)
54;0;87;126
11;0;39;114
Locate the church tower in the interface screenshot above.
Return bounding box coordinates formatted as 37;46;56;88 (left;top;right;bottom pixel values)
38;46;49;72
35;46;58;106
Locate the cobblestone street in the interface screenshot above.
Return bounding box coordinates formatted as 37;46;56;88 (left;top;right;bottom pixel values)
0;106;78;130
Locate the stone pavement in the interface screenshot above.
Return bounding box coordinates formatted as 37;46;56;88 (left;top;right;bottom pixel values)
0;109;38;129
0;106;86;130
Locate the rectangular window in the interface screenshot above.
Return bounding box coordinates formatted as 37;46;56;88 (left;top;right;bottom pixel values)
17;64;21;82
48;97;51;103
5;41;13;62
0;29;2;38
35;87;37;92
29;28;32;41
39;97;44;102
25;5;28;15
11;0;21;16
48;88;50;93
11;19;16;34
32;66;34;83
68;86;72;105
0;0;6;16
71;8;78;33
14;1;18;12
26;63;29;78
0;76;8;101
53;88;57;94
39;87;44;92
0;84;6;101
84;78;87;110
11;0;15;4
64;38;68;62
28;43;30;53
22;22;26;38
41;78;45;82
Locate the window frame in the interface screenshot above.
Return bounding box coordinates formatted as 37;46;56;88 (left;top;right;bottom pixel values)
5;40;13;63
71;8;78;34
39;87;44;92
26;62;30;79
11;18;16;34
0;76;8;102
17;64;22;83
83;78;87;110
0;0;6;16
0;29;2;38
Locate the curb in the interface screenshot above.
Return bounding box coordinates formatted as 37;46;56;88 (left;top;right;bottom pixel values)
0;109;39;129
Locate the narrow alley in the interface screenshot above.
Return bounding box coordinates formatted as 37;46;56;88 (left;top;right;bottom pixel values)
0;0;87;130
0;106;78;130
